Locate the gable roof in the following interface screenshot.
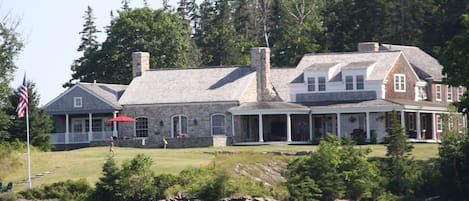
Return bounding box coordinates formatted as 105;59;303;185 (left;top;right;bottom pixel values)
381;44;444;81
118;67;256;105
44;82;126;114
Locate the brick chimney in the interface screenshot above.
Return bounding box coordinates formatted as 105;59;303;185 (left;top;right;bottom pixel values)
251;47;278;102
132;52;150;77
358;42;379;52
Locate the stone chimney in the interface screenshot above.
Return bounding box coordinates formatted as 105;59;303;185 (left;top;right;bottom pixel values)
357;42;379;52
132;52;150;77
251;47;278;102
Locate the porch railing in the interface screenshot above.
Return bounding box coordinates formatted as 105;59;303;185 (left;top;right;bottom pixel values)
49;131;113;144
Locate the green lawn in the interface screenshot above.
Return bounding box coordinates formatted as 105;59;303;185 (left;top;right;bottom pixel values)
2;143;439;192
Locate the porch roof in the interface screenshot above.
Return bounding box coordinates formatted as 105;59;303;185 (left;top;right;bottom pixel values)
306;99;403;113
387;99;449;112
229;101;310;115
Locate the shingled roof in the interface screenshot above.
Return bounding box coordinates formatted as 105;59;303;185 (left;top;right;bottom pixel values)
79;82;127;107
119;67;256;105
381;44;444;81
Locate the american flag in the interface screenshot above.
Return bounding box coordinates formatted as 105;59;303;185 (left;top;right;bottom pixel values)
16;75;28;118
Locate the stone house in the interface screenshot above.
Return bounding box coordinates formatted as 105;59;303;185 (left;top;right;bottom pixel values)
45;43;465;149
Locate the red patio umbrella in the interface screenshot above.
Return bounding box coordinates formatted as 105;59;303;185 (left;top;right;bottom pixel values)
106;115;137;123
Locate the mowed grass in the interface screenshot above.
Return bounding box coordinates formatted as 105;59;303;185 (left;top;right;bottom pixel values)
3;143;439;192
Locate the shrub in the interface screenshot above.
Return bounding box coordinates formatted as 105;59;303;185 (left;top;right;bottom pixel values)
0;192;16;201
19;179;93;201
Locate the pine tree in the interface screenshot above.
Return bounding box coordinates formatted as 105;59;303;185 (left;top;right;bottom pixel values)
7;81;53;151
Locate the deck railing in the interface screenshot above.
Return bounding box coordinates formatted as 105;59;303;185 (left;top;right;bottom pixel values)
49;131;113;144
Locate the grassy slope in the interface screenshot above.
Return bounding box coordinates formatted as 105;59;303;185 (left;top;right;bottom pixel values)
2;143;439;192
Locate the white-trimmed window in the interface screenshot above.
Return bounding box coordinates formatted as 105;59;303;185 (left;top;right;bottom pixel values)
172;115;188;137
211;114;226;135
436;115;443;132
356;75;364;90
74;97;82;108
135;117;148;138
394;74;406;92
345;76;353;90
318;77;326;91
458;87;464;101
449;117;454;130
447;86;453;102
436;85;442;101
418;86;427;100
307;77;315;91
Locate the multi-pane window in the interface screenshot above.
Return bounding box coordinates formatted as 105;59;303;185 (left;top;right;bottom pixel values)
408;113;415;130
345;76;353;90
307;77;315;91
436;115;443;132
172;115;188;137
458;87;464;101
85;119;103;132
74;97;82;108
356;75;364;90
448;86;453;102
318;77;326;91
135;117;148;138
211;114;226;135
418;86;427;100
394;74;405;92
436;85;442;101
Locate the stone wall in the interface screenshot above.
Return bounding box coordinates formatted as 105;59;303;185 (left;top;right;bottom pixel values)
119;102;238;145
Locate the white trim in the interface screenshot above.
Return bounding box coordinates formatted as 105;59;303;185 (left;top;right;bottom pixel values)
171;115;188;138
211;113;226;136
73;97;82;108
447;85;453;102
135;116;149;138
436;115;443;132
435;84;442;101
394;74;406;92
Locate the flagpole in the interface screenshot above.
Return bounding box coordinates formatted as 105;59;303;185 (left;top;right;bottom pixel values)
26;108;32;189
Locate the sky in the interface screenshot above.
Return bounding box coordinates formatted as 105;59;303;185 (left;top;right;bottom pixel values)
2;0;181;106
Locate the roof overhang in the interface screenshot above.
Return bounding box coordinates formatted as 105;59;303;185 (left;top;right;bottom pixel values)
229;102;310;115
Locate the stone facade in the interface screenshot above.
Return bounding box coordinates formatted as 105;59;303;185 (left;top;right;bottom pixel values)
119;102;238;144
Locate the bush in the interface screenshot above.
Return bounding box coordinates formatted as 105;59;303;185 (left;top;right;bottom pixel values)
19;179;93;201
0;192;16;201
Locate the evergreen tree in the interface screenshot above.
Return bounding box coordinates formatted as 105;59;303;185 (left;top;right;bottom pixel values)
66;6;101;87
0;16;23;141
385;111;420;196
7;81;53;151
93;157;121;201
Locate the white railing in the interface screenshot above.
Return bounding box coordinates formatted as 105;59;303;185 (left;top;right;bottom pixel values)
49;131;114;144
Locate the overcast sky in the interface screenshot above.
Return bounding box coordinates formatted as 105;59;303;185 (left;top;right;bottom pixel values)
3;0;184;106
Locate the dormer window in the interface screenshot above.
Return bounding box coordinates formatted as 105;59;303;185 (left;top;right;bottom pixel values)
318;77;326;91
307;76;326;92
74;97;82;108
394;74;405;92
356;75;364;90
345;76;353;90
417;86;427;100
307;77;315;91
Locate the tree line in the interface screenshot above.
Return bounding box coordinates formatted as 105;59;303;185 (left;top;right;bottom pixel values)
67;0;468;86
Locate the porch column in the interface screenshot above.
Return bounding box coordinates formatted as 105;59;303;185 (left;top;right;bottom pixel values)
65;114;69;144
112;111;118;137
336;113;341;138
432;112;437;140
366;112;371;140
258;114;264;142
286;113;292;142
416;111;421;140
88;113;93;142
400;110;405;128
309;113;313;141
231;115;235;137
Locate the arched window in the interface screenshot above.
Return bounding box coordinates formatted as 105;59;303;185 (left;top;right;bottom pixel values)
172;115;188;137
211;114;226;135
135;117;148;138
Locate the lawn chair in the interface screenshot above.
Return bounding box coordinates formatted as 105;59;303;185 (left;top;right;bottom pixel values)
4;182;12;192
